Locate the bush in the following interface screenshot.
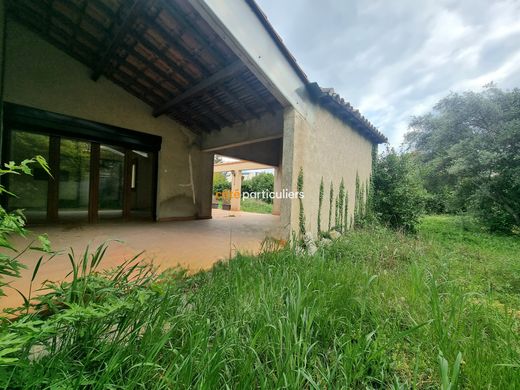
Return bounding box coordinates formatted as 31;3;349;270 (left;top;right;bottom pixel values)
241;172;274;203
0;156;52;298
213;172;231;194
372;148;426;232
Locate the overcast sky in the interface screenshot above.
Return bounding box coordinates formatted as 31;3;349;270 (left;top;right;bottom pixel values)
256;0;520;146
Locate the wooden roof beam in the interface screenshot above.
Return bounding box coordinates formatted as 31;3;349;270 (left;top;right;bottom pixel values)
91;0;147;81
153;60;245;117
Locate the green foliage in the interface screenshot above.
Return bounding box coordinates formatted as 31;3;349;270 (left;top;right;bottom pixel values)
0;156;52;297
317;177;324;235
354;172;362;228
297;168;305;236
438;351;463;390
1;216;519;388
212;172;230;194
328;181;334;231
336;178;345;232
240;198;272;214
241;172;274;203
372;149;426;232
343;190;349;232
406;85;520;233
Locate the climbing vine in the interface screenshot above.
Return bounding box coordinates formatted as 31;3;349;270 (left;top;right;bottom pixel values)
354;172;361;228
297;167;306;237
328;181;334;231
343;190;349;233
337;178;345;232
317;177;324;235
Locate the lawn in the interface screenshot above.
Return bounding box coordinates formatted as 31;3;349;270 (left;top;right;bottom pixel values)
240;198;273;214
214;198;272;214
1;216;519;388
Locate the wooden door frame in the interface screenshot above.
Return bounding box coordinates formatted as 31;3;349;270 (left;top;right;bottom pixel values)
2;104;162;224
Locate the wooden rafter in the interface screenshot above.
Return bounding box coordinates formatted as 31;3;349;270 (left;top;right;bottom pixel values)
92;0;147;81
8;0;284;134
153;60;245;117
158;0;229;67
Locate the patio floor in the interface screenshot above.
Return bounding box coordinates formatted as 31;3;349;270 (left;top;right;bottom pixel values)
1;209;280;310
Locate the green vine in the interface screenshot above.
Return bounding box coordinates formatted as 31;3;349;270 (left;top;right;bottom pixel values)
354;172;361;228
337;178;345;232
328;181;334;231
317;177;324;235
297;167;306;237
343;190;349;233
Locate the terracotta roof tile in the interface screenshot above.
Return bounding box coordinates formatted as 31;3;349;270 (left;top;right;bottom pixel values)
307;83;387;144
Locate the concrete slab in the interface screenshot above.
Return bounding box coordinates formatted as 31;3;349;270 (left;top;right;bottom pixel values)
1;210;280;310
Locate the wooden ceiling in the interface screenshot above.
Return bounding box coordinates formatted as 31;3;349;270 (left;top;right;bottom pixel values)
6;0;283;133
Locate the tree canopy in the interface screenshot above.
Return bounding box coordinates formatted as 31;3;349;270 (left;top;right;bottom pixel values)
405;85;520;233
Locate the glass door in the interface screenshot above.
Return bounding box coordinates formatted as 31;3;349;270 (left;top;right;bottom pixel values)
58;138;91;222
98;145;125;220
128;150;154;219
8;130;50;223
6;130;156;224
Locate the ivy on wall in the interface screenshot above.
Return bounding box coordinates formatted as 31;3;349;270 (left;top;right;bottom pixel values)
297;167;306;237
317;177;324;235
328;181;334;231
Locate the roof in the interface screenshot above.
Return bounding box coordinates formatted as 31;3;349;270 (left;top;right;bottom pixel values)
307;83;388;144
9;0;386;143
7;0;282;134
245;0;387;144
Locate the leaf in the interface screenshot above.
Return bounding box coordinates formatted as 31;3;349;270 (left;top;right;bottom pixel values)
32;256;44;282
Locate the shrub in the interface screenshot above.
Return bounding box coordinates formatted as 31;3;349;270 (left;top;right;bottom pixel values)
241;172;274;203
0;156;52;298
373;148;426;232
213;172;231;194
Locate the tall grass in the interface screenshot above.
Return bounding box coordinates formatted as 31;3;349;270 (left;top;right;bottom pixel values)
0;216;519;388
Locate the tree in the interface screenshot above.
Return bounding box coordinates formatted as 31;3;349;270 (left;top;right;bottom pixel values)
405;85;520;233
213;172;230;194
372;148;426;233
241;172;274;203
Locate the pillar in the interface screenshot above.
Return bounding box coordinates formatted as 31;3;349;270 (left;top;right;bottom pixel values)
196;151;214;219
272;165;281;215
230;169;241;211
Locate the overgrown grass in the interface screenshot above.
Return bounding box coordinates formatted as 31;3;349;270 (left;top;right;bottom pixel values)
240;198;273;214
0;216;518;388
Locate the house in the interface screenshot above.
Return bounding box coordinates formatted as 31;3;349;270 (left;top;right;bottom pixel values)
0;0;386;237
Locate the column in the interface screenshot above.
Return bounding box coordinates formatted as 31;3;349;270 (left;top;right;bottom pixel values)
230;169;241;211
272;165;282;215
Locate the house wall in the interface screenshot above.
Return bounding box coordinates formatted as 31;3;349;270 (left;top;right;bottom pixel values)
281;105;374;237
3;19;213;220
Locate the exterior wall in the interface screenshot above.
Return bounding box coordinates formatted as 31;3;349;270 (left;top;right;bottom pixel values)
3;19;213;220
281;105;374;237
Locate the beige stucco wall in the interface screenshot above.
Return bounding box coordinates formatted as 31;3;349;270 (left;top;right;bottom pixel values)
281;105;374;237
3;19;213;220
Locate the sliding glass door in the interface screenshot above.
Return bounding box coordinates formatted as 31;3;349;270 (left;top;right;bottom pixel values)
6;131;156;224
9;130;50;223
99;145;125;220
58;138;91;222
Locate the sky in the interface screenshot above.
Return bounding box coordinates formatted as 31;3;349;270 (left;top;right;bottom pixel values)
256;0;520;146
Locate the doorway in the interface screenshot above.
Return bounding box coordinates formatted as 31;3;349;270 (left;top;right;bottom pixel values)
6;129;156;224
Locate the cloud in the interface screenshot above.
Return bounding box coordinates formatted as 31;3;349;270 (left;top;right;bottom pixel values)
256;0;520;146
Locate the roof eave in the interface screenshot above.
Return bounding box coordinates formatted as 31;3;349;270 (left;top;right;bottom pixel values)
307;83;388;144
